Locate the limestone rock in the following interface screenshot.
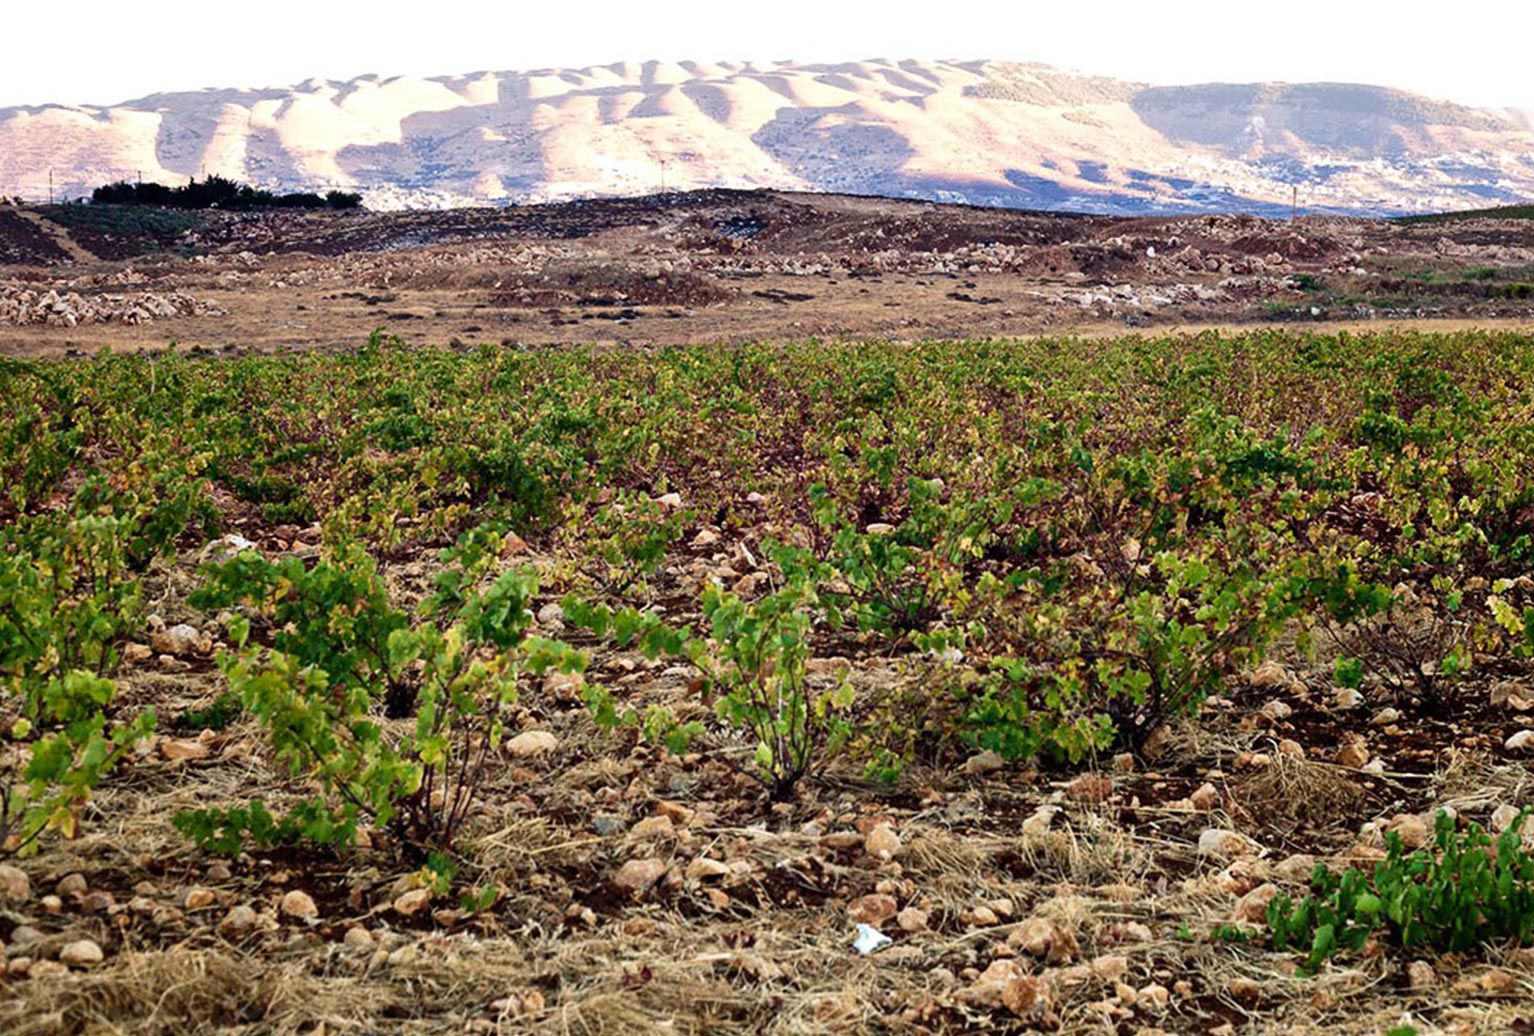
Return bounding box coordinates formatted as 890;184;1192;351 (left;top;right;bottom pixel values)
506;730;559;758
59;940;104;968
280;889;319;921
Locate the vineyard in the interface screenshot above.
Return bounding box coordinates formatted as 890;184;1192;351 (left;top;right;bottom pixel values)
2;329;1533;1034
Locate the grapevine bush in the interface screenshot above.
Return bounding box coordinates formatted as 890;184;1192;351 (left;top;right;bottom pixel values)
176;526;584;854
2;330;1534;850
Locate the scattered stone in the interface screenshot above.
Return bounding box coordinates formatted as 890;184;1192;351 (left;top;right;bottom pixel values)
962;905;999;927
655;800;695;826
1197;828;1258;860
59;939;104;968
1022;805;1059;836
848;894;898;925
344;926;376;949
56;872;88;898
1272;854;1317;883
1001;973;1051;1017
1276;738;1305;759
220;904;258;933
0;286;223;328
1092;954;1129;983
1337;735;1370;769
393;888;432;917
897;906;930;932
151;623;210;658
1008;916;1079;963
960;959;1027;1009
630;815;675;839
684;857;730;881
160;738;210;762
506;730;559;758
1491;681;1533;711
1406;960;1437;990
1505;730;1534;753
1227;977;1261;1004
200;533;257;564
541;671;585;702
0;863;32;902
613;858;668;893
1386;814;1430;850
1333;687;1364;710
280;889;319;921
184;887;216;910
1233;883;1278;923
1212;862;1256;896
1260;700;1293;722
1067;773;1113;804
864;823;901;860
592;814;626;837
1189;783;1220;811
1476;968;1517;995
963;750;1004;776
1249;660;1290;689
654;492;684;511
81;890;115;913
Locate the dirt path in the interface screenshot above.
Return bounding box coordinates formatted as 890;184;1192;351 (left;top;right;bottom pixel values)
3;306;1530;361
11;208;96;263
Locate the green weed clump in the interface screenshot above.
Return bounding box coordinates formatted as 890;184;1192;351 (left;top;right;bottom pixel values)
1268;812;1534;971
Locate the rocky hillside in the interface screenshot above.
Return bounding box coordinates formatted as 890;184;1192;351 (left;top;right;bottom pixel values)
3;59;1532;215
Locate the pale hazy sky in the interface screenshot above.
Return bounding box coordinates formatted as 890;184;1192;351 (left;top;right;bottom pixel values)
4;0;1530;110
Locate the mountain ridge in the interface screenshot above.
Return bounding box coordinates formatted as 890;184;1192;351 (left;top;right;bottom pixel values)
3;58;1531;215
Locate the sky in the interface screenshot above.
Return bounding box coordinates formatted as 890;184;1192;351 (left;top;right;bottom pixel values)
3;1;1531;110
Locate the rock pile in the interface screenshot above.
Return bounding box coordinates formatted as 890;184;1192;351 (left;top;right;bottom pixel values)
0;285;222;327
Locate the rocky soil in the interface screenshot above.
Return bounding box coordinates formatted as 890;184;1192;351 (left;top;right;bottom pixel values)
2;191;1532;355
1;517;1532;1035
0;285;221;327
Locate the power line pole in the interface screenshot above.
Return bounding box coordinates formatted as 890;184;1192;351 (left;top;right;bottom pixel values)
1291;185;1298;222
48;169;53;205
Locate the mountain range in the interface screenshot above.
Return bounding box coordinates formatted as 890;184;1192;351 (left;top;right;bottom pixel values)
3;59;1532;215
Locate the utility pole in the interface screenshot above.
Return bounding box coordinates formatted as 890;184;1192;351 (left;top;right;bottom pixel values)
660;159;667;194
48;169;53;205
1291;185;1298;222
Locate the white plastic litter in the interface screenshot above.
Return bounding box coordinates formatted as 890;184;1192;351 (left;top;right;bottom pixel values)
852;923;893;955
